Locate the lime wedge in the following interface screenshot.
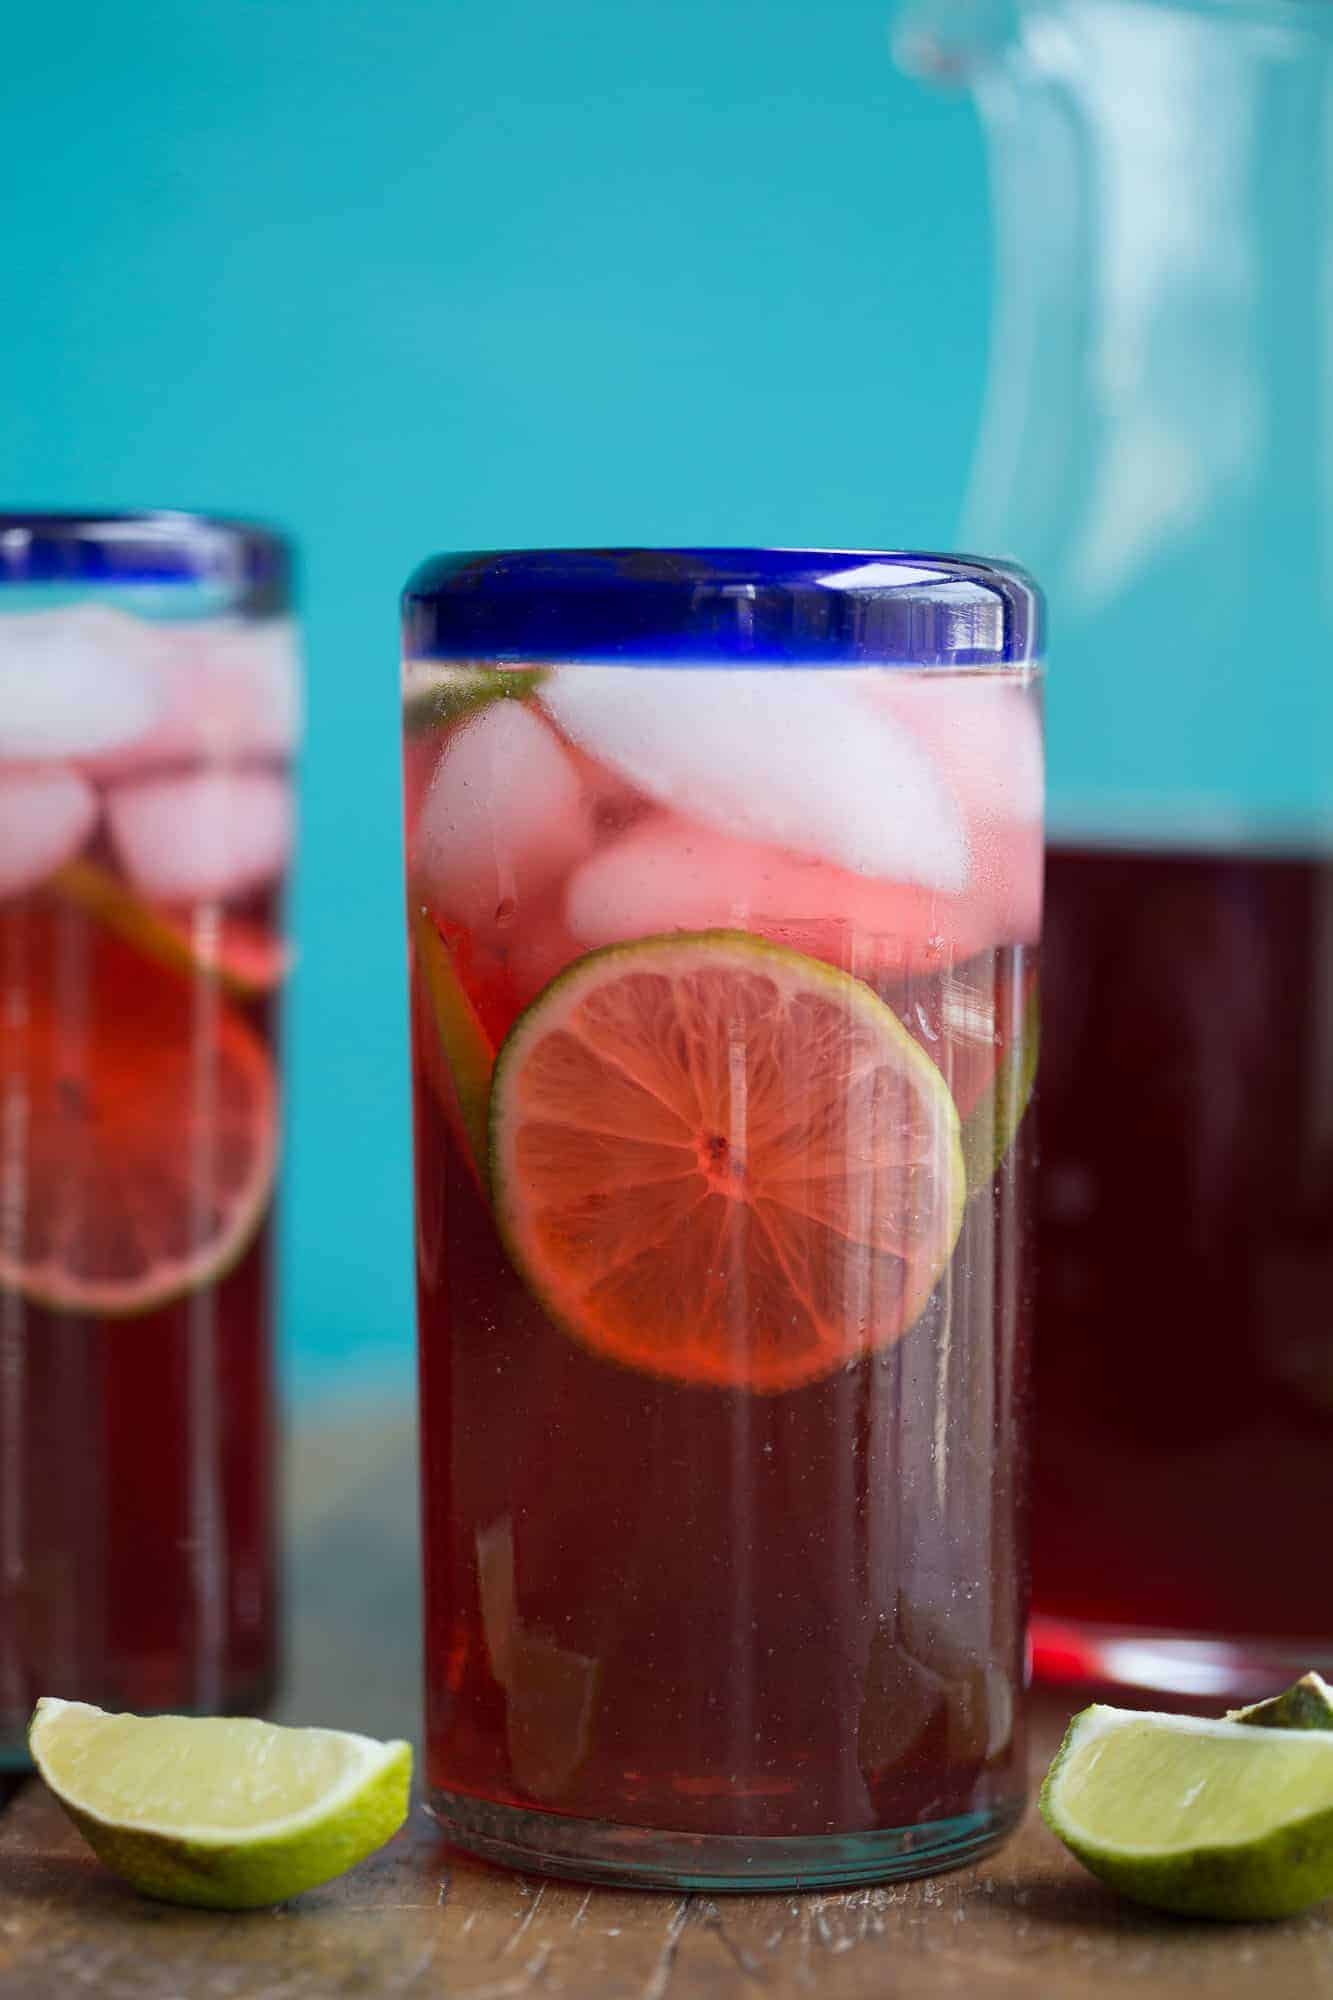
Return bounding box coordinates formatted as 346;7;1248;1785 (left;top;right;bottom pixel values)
402;660;545;735
1229;1673;1333;1732
29;1698;411;1910
1041;1699;1333;1919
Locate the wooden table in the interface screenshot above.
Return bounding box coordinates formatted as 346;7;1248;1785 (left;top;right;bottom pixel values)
3;1403;1331;1998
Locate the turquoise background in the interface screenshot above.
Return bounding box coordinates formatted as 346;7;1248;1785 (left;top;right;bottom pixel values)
0;0;989;1400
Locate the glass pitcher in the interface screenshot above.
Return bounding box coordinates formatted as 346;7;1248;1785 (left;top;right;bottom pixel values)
899;0;1333;1698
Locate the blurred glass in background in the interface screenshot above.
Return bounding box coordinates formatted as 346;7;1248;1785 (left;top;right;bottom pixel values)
0;514;297;1752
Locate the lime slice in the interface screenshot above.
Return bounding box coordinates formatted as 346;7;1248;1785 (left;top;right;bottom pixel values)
1230;1673;1333;1732
53;857;290;1000
402;660;545;735
29;1698;412;1910
490;930;965;1393
0;905;277;1317
411;906;496;1182
1041;1700;1333;1919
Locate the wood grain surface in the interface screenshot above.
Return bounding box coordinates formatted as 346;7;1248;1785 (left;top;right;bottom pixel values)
1;1401;1331;1998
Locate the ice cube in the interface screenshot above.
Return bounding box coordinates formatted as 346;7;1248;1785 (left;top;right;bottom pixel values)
0;766;98;899
107;770;293;901
87;619;303;777
413;702;594;934
152;619;302;761
0;607;167;759
859;676;1043;947
870;677;1043;827
564;813;998;975
540;668;968;892
969;816;1043;944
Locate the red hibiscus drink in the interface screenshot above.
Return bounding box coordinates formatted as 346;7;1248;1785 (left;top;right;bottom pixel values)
1033;838;1333;1697
0;514;298;1758
403;549;1043;1889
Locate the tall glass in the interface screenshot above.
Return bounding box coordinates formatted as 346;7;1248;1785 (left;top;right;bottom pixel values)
0;513;298;1756
898;0;1333;1700
402;548;1042;1890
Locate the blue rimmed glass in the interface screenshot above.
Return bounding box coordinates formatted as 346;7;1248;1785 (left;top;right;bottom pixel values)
403;545;1042;665
403;548;1043;1889
0;510;298;1758
0;510;289;609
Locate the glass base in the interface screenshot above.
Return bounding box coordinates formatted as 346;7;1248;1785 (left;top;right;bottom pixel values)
426;1787;1025;1892
1033;1615;1333;1703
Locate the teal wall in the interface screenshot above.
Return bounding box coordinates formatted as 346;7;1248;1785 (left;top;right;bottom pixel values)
1;0;990;1399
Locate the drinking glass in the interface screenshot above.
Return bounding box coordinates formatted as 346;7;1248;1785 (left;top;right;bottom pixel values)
0;512;298;1757
402;547;1042;1889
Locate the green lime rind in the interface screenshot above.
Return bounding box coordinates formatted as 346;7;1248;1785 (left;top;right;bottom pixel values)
489;929;967;1395
411;907;496;1179
1230;1673;1333;1732
29;1699;412;1911
402;660;546;736
960;975;1039;1195
1040;1701;1333;1921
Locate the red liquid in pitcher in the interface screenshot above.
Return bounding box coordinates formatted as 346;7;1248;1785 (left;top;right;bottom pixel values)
1033;844;1333;1663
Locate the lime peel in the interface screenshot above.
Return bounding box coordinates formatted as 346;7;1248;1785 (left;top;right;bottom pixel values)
1041;1692;1333;1921
402;660;546;735
29;1698;412;1911
1229;1673;1333;1732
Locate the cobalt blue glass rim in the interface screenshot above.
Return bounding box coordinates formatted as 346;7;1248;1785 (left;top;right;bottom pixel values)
402;547;1044;668
0;511;291;595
